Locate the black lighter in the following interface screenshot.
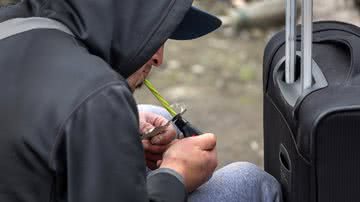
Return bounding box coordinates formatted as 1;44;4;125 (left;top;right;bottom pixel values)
172;114;203;137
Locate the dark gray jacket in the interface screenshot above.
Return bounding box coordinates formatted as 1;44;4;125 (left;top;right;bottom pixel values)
0;0;193;201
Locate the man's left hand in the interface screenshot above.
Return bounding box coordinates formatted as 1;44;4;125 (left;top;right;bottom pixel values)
139;111;177;170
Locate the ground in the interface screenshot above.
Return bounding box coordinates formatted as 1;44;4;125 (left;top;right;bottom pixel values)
135;0;360;168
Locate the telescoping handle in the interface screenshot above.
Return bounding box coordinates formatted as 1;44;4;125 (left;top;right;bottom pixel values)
285;0;313;91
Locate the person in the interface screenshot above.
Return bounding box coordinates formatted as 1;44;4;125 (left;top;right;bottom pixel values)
0;0;281;202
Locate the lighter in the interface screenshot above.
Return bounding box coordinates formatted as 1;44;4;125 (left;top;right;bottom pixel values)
143;79;203;137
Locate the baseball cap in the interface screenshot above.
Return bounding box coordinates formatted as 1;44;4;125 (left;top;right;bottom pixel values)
170;6;222;40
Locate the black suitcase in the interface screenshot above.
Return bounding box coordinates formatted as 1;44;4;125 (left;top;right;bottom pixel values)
263;1;360;202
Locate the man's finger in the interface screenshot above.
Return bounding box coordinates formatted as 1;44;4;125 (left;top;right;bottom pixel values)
147;160;158;170
142;140;168;154
151;126;176;145
191;133;217;151
139;121;154;134
145;152;163;162
156;160;163;167
207;148;218;171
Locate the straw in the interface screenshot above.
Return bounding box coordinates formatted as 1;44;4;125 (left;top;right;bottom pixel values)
144;79;178;117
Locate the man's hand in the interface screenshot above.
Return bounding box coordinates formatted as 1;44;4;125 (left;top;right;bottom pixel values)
139;111;177;170
160;133;218;192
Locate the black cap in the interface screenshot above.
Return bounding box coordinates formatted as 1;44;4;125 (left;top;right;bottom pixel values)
170;6;222;40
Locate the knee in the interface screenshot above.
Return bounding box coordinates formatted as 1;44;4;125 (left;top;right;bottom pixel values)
219;162;263;177
223;162;271;178
225;161;258;171
218;162;282;202
228;161;281;187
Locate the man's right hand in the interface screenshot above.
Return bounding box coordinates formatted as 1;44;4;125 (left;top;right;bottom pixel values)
159;133;218;192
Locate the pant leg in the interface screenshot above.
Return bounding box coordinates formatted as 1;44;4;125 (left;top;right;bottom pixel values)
188;162;282;202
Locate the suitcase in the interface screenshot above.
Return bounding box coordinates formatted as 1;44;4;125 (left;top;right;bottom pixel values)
263;0;360;201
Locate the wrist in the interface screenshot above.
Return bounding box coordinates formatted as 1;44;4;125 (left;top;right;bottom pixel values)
160;161;186;180
148;167;185;185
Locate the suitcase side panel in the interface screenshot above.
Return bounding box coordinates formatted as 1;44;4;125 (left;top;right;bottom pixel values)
264;96;311;202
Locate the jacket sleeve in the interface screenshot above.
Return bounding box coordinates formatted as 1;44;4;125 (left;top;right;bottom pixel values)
53;83;187;202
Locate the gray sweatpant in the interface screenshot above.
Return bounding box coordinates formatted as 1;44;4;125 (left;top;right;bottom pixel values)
139;104;282;202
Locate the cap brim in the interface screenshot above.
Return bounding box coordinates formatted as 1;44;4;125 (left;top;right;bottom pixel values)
170;7;222;40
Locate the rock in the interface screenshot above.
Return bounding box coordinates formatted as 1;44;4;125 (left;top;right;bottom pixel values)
239;66;256;82
221;0;301;30
250;140;259;151
167;60;181;70
164;86;198;100
231;0;246;8
215;79;226;89
208;38;229;50
191;64;206;75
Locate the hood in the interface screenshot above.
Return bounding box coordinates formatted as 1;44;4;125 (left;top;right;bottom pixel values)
1;0;193;77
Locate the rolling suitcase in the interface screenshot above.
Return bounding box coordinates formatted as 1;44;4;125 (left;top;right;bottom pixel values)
263;0;360;201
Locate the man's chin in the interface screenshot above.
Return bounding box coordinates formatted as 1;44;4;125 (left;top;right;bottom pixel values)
128;81;144;93
136;82;144;90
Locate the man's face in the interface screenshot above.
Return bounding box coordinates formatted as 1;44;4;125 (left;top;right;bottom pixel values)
127;45;164;92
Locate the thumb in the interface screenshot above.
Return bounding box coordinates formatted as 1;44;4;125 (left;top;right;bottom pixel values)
191;133;216;151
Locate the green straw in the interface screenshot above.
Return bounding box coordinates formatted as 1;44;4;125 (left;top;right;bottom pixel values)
144;79;178;117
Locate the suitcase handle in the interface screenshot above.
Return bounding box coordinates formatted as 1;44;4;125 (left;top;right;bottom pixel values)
313;34;360;79
286;0;313;91
273;52;327;107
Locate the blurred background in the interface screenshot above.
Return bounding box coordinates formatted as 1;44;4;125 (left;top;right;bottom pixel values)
1;0;360;168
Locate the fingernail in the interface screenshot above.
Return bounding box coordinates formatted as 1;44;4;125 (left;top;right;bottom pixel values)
151;136;162;144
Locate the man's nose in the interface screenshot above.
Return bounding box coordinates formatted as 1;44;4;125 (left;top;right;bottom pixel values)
151;46;164;67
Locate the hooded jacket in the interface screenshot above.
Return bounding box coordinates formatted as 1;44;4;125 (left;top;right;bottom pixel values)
0;0;193;201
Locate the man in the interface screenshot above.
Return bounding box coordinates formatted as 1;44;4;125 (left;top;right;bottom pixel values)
0;0;281;202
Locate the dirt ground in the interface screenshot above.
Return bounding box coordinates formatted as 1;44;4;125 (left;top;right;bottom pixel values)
135;0;360;168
